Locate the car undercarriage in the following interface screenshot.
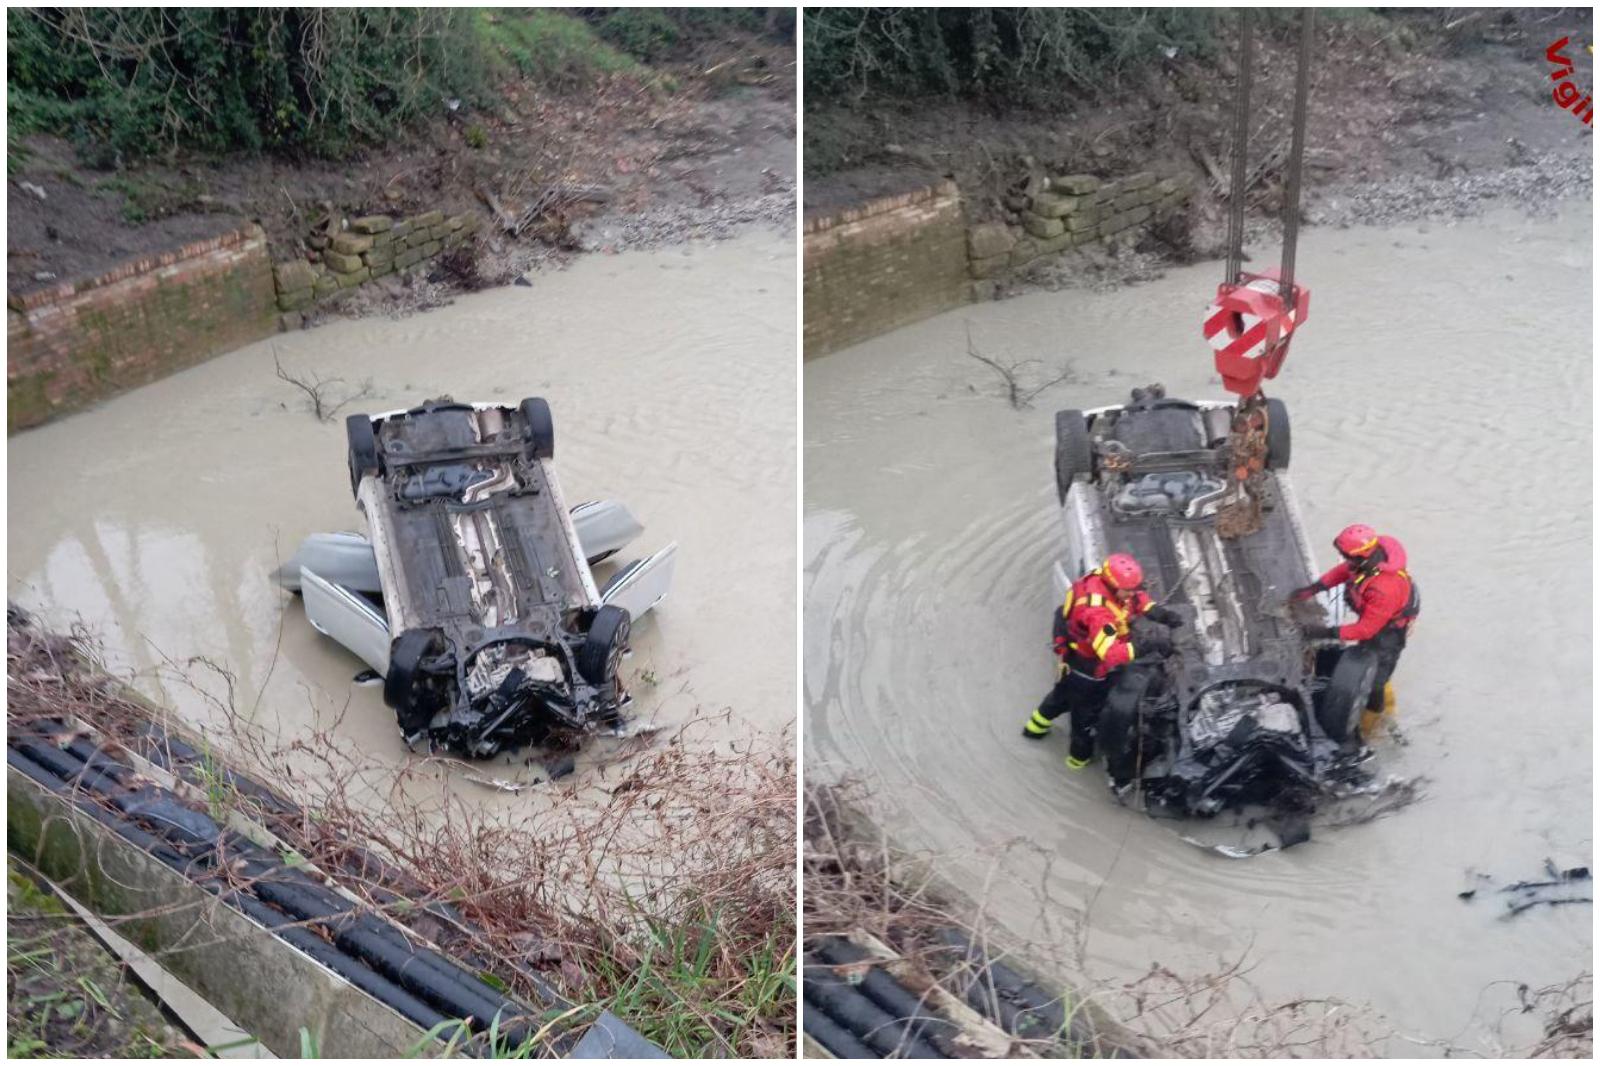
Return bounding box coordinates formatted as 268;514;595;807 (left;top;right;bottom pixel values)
1053;386;1394;845
279;399;676;759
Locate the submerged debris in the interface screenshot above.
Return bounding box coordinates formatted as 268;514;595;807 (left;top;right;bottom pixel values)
1459;862;1593;920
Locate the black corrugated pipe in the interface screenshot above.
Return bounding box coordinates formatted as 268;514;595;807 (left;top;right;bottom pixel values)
812;938;961;1054
803;956;945;1059
801;1003;879;1059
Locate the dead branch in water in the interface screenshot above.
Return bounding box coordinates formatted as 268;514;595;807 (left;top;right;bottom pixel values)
272;351;372;422
965;323;1075;409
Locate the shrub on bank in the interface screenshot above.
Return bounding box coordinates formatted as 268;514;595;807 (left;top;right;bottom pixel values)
804;8;1229;106
8;9;492;163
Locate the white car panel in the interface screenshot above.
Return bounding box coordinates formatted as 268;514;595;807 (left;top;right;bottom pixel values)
300;568;391;674
597;543;678;621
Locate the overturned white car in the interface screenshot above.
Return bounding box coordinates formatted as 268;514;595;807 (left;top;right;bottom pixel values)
277;399;675;758
1053;385;1382;836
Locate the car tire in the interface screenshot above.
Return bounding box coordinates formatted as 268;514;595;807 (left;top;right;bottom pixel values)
346;414;382;500
1316;645;1378;742
385;628;447;736
577;605;631;685
520;397;554;461
1264;397;1291;470
1054;409;1093;504
1099;667;1154;786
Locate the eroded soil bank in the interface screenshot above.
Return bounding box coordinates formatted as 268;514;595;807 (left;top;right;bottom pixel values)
804;201;1591;1054
9;228;796;808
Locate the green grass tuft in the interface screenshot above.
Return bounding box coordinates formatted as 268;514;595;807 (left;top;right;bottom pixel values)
478;11;645;92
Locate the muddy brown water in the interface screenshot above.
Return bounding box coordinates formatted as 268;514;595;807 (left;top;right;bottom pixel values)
805;204;1591;1052
10;231;796;814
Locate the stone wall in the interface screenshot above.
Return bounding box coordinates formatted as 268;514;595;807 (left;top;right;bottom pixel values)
803;181;969;358
7;225;277;432
968;170;1196;278
272;207;480;328
803;171;1196;356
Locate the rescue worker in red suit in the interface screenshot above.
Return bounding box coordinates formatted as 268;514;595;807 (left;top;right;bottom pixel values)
1289;524;1420;739
1022;554;1184;768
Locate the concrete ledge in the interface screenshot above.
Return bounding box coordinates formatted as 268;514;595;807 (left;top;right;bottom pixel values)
8;767;424;1058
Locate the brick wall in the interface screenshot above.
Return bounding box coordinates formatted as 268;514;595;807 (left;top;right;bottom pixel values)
803;181;970;358
8;225;277;432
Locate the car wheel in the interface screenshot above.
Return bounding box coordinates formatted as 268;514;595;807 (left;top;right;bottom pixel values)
1316;645;1378;742
577;605;631;685
1099;667;1154;786
346;414;381;500
1264;397;1291;470
385;628;448;736
1054;409;1093;504
520;397;554;461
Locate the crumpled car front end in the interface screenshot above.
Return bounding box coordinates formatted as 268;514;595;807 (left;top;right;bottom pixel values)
387;630;628;759
1133;679;1378;834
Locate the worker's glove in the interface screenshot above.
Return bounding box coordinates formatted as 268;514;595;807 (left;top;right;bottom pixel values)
1301;623;1340;642
1135;631;1174;659
1052;635;1069;659
1288;583;1323;603
1144;604;1185;628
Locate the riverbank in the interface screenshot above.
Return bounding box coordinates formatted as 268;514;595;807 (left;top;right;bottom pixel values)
8;613;793;1056
10;11;795;296
803;8;1591;307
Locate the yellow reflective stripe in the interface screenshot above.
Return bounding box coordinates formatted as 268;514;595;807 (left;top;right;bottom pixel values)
1126;645;1136;662
1062;588;1075;615
1090;626;1118;657
1030;709;1052;728
1087;594;1104;607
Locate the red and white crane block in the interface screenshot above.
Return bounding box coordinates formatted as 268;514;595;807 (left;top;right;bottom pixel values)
1202;272;1311;397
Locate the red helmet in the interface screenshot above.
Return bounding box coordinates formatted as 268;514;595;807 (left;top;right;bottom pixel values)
1102;553;1145;590
1334;524;1380;559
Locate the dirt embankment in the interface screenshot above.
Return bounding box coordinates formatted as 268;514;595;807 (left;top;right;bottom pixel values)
804;9;1592;266
7;31;796;306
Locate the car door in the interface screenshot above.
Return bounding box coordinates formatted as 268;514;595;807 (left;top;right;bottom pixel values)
597;542;678;621
570;499;645;564
300;568;391;674
273;531;383;593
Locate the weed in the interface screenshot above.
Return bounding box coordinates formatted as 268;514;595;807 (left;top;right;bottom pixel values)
192;742;240;821
597;9;681;63
478;11;644;93
96;175;204;225
6;858;188;1057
